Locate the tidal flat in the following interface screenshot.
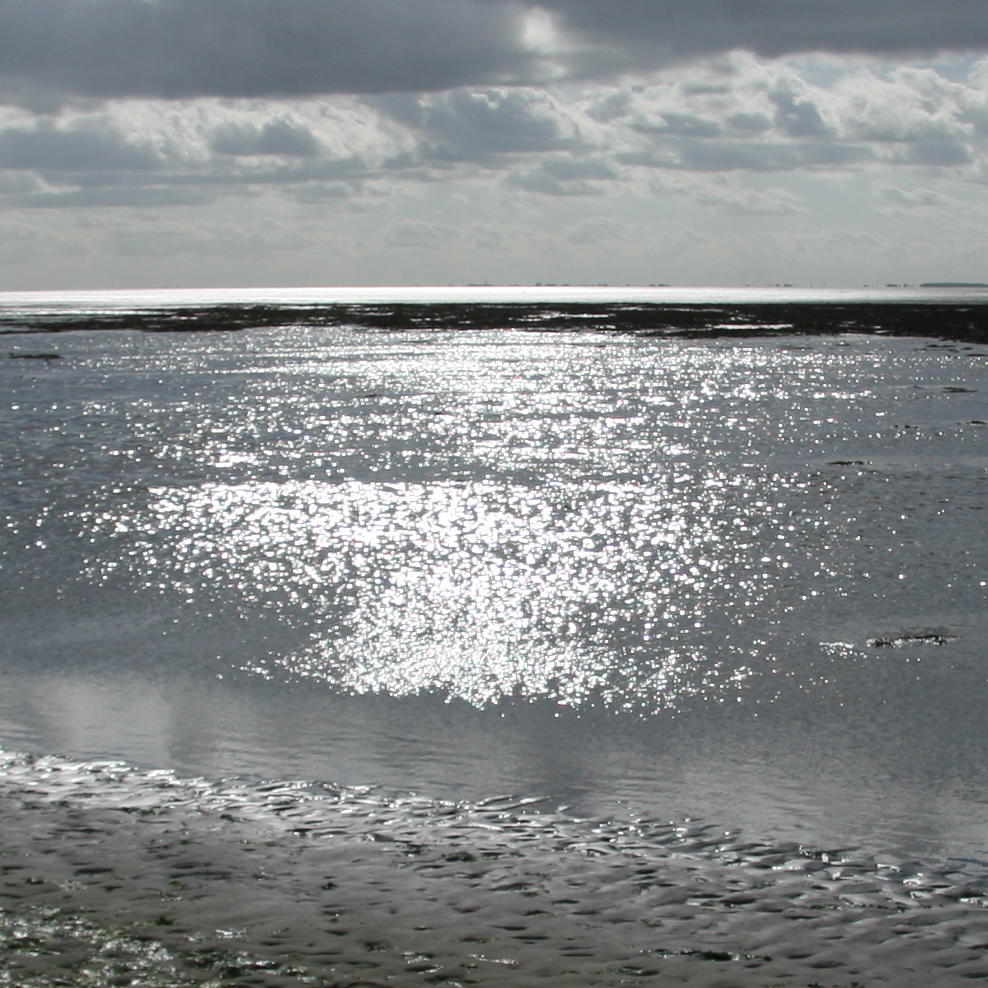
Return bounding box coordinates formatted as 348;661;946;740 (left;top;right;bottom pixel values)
2;750;988;987
2;289;988;984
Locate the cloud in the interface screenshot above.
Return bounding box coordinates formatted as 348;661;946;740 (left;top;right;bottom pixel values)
832;69;976;144
3;47;988;227
635;112;722;138
505;155;618;195
211;119;322;157
0;168;47;195
10;184;211;209
572;55;988;179
377;88;583;160
4;1;988;109
874;184;955;217
539;1;988;65
577;56;856;174
292;181;361;204
674;139;872;172
769;83;832;139
879;185;951;207
0;97;425;208
687;180;807;215
726;111;774;133
565;217;625;244
0;124;160;172
899;139;972;166
384;220;460;249
0;0;541;105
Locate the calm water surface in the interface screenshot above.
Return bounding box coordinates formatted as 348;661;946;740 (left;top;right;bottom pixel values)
2;318;987;874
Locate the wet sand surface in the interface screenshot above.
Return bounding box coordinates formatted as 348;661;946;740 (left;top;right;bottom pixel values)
2;751;987;987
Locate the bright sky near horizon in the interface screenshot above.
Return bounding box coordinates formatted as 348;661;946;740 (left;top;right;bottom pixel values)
4;1;988;290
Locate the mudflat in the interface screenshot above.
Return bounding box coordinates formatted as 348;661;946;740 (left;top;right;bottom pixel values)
2;751;987;987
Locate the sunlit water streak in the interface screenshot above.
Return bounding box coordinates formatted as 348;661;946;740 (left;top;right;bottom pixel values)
1;319;988;874
3;282;988;315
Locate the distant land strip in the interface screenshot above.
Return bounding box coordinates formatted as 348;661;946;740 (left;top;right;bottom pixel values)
4;301;988;344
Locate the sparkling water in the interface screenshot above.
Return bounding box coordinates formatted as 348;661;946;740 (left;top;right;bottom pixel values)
1;290;987;983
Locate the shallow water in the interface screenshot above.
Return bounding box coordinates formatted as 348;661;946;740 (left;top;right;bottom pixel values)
0;314;988;984
3;320;987;871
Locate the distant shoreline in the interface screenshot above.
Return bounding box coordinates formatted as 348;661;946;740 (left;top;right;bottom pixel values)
920;282;988;288
4;298;988;344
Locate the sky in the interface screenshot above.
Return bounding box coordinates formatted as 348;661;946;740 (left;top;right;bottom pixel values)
4;1;988;289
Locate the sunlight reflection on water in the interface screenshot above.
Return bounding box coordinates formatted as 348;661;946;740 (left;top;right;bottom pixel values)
103;474;801;709
59;330;878;714
3;323;988;860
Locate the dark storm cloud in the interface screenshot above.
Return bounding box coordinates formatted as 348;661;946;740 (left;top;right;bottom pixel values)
539;0;988;62
0;0;535;103
3;1;988;106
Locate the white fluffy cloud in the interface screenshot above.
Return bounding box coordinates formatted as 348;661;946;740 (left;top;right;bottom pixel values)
4;55;988;212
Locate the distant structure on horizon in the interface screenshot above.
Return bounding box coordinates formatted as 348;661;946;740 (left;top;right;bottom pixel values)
920;282;988;288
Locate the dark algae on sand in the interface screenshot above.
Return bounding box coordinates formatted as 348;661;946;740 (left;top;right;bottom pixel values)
4;299;988;343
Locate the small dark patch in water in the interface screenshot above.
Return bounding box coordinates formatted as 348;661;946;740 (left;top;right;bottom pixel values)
869;630;958;648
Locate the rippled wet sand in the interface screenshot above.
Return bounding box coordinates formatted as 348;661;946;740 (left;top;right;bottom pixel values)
2;750;987;987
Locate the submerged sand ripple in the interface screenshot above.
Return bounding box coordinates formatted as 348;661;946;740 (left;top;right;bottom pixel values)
1;749;987;987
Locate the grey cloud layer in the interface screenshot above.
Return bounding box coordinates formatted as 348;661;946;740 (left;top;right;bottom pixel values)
539;0;988;60
377;89;581;159
3;0;988;104
0;0;535;101
4;53;988;212
0;124;159;171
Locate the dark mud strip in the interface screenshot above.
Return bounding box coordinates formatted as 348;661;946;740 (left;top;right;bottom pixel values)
2;750;987;987
4;301;988;343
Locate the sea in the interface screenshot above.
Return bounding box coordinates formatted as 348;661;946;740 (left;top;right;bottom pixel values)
1;285;987;985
